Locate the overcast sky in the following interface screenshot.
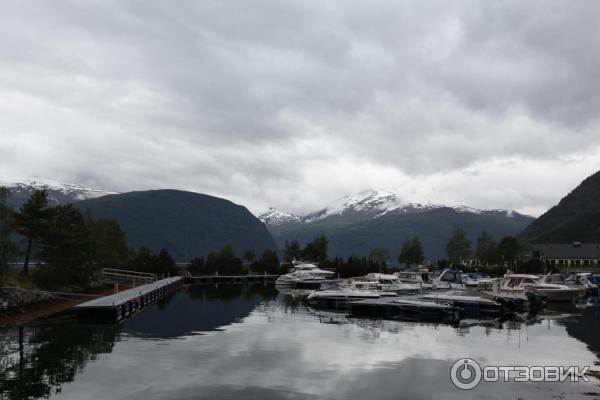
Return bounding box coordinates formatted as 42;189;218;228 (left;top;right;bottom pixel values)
1;1;599;216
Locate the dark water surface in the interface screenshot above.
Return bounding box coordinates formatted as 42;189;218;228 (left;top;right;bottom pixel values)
2;284;600;400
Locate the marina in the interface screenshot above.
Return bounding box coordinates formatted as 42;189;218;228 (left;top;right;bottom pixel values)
2;282;599;400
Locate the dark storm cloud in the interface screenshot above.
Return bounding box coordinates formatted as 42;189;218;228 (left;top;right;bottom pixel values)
1;0;599;214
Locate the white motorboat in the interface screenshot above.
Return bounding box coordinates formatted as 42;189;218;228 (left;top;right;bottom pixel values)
275;261;337;288
497;274;586;302
289;260;336;278
354;273;422;294
461;272;496;288
395;268;465;290
307;283;395;303
275;270;327;286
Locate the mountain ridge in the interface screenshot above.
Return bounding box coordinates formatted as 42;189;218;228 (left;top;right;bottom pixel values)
76;189;278;262
260;189;534;261
519;170;600;243
1;177;118;207
259;189;530;226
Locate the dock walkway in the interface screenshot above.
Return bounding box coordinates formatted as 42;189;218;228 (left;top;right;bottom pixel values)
75;277;183;322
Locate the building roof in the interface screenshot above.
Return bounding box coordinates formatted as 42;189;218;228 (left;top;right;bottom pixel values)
533;243;600;259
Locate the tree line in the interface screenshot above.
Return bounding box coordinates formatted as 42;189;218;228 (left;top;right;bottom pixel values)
0;188;181;288
280;228;542;275
0;187;285;286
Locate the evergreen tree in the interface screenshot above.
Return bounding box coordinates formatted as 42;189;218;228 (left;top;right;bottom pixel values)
85;213;129;268
129;246;178;276
498;236;520;268
446;227;471;266
256;249;281;274
301;235;328;263
155;248;177;276
130;246;154;272
15;189;54;275
283;240;301;262
188;257;206;275
36;204;92;287
476;230;498;267
369;247;389;264
242;249;256;264
398;236;424;266
0;187;19;282
205;244;243;275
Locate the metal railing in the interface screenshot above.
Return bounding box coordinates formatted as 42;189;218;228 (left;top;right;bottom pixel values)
99;268;157;284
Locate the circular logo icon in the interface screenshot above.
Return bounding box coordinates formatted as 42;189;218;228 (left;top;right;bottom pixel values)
450;358;482;390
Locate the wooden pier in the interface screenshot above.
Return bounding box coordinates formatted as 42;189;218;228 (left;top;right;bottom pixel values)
75;277;183;322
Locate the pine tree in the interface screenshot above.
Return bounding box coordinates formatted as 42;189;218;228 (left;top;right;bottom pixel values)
369;247;389;264
498;236;521;268
476;230;498;267
398;236;424;266
242;249;256;264
85;213;129;268
0;187;19;282
37;204;91;286
15;189;54;275
446;227;471;266
301;235;328;263
283;240;301;262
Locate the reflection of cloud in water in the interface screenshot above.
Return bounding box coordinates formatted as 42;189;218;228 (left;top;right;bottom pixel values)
53;298;599;400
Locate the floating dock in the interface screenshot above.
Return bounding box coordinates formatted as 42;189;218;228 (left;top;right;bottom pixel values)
186;274;279;284
75;277;183;322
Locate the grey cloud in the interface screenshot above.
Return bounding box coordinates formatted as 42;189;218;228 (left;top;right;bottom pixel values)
1;0;599;214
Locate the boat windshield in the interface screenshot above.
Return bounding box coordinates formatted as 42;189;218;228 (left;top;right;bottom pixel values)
588;275;600;285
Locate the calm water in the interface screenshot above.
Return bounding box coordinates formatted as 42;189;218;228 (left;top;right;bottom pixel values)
1;284;600;400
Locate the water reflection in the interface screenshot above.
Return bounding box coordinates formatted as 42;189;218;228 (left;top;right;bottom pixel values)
0;285;599;400
123;283;278;339
0;321;118;399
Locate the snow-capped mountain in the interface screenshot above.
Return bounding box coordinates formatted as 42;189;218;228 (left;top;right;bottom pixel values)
258;207;301;226
303;189;443;223
1;177;118;206
262;189;534;260
259;189;528;226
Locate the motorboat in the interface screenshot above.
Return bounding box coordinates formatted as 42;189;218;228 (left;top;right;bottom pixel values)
421;289;503;316
395;268;465;290
275;260;338;289
275;270;325;286
565;272;600;296
461;272;496;288
307;283;396;304
289;260;336;279
497;273;586;302
354;273;422;294
395;268;432;285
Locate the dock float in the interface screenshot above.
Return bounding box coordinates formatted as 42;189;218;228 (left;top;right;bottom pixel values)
75;277;183;322
185;275;279;284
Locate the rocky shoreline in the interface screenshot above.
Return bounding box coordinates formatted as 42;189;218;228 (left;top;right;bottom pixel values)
0;287;56;317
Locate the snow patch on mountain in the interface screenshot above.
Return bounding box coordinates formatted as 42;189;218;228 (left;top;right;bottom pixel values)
259;189;529;225
452;205;483;215
1;177;118;205
258;207;300;226
303;189;444;222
